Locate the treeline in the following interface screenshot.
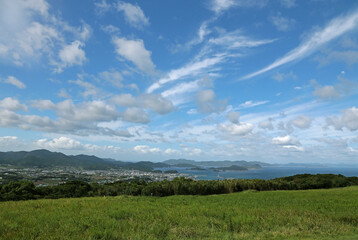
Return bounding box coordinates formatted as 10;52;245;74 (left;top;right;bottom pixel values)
1;174;358;201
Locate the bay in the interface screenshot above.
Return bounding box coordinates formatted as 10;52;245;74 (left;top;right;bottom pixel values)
157;166;358;180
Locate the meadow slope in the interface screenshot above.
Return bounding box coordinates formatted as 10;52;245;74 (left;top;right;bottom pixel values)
1;187;358;240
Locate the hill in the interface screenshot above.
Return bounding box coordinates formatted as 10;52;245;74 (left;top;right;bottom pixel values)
1;186;358;239
163;159;266;169
0;150;270;172
0;149;169;171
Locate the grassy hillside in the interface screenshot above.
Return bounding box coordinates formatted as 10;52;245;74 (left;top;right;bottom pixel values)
1;187;358;239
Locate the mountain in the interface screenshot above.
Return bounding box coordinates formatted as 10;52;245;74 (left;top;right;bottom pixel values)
0;149;117;170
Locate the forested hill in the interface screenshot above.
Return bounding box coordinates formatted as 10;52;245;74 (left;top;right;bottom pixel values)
0;149;271;171
0;150;169;171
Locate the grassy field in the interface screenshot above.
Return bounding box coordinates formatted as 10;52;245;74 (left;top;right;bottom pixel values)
1;187;358;240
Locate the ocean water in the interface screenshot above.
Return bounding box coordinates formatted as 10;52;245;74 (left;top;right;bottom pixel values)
158;166;358;180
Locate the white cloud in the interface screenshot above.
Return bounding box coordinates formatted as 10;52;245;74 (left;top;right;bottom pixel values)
116;1;149;28
164;148;181;155
0;0;92;72
326;107;358;131
208;30;275;49
134;145;161;154
210;0;267;13
238;100;269;109
310;78;355;101
196;89;227;114
31;99;55;110
3;76;26;89
0;98;135;137
161;80;202;106
313;85;340;100
182;147;203;156
99;70;123;88
218;122;254;136
227;111;240;124
270;13;295;31
272;135;300;146
272;71;296;82
139;94;174;115
112;37;155;74
35;136;122;153
112;94;137;107
290;115;312;129
315;50;358;67
57;41;86;72
94;0;111;15
243;10;358;79
69;78;100;98
259;119;274;130
122;107;150;124
279;0;296;8
36;137;83;150
0;97;27;111
57;88;71;99
147;56;222;93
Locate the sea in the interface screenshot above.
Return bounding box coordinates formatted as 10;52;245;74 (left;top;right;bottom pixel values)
157;166;358;180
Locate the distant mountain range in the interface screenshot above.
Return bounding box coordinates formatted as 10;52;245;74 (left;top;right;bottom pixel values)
163;159;270;168
0;150;271;171
0;149;169;171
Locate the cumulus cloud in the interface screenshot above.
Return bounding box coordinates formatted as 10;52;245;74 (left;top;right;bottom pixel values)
56;41;86;72
139;94;174;114
2;76;26;89
315;50;358;67
311;77;355;101
99;70;123;89
0;98;135;137
272;71;296;82
326;107;358;131
164;148;181;155
227;111;240;124
0;97;27;111
36;136;122;152
259;119;274;130
290;115;312;129
69;78;101;98
112;37;155;74
0;0;91;71
196;89;227;114
31;99;56;110
272;135;303;151
182;147;203;156
218;122;254;136
122;107;150;124
57;88;71;99
112;94;137;107
116;1;149;28
134;145;161;154
112;93;174;115
36;137;83;150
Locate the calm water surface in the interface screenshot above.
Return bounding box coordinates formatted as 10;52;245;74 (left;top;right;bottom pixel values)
158;166;358;180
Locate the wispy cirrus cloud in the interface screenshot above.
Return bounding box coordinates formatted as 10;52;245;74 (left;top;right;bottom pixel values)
243;10;358;80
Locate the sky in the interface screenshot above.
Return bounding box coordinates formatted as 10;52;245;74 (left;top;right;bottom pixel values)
0;0;358;164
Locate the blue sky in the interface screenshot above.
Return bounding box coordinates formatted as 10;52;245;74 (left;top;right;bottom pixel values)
1;0;358;163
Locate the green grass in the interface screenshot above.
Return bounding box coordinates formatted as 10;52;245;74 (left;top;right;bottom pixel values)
1;187;358;239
